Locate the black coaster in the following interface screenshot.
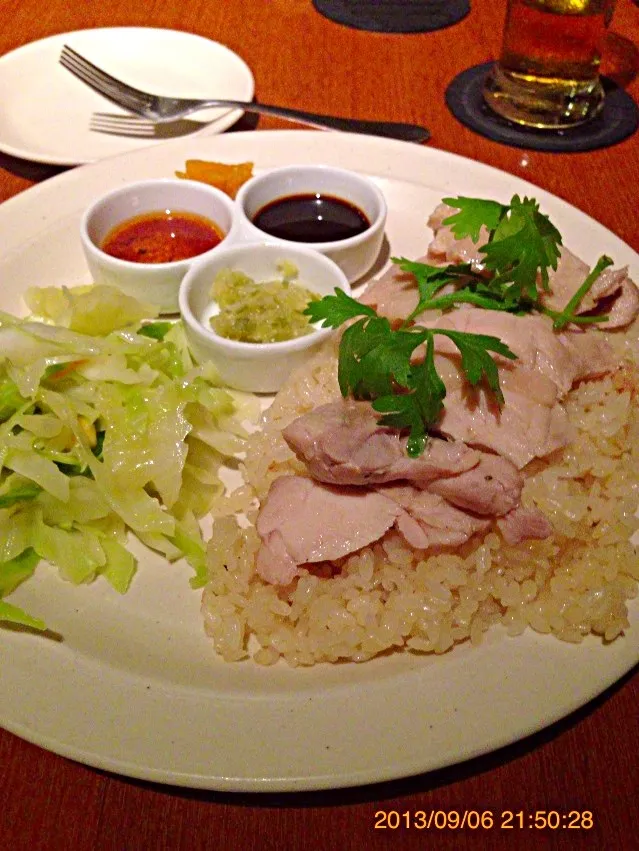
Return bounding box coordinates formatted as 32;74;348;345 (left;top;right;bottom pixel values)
313;0;470;33
446;62;638;152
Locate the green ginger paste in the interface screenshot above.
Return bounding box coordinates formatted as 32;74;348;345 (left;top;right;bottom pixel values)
210;263;319;343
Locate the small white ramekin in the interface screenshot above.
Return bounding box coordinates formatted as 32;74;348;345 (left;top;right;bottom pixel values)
178;241;351;393
80;178;236;314
233;165;387;284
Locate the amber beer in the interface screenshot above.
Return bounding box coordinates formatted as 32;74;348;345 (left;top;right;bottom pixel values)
483;0;614;128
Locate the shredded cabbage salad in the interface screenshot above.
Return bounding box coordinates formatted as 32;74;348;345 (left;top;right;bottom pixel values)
0;285;256;631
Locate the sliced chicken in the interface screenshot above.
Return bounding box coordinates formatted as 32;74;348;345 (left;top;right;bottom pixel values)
591;266;639;328
379;485;491;550
256;475;491;585
540;247;639;330
426;202;489;270
359;255;429;324
282;399;481;487
559;330;619;385
433;352;574;470
497;505;553;545
424;309;620;468
258;393;553;585
426;205;639;330
255;475;401;585
427;452;523;516
283;398;523;514
256;474;552;585
430;309;616;397
368;203;638;331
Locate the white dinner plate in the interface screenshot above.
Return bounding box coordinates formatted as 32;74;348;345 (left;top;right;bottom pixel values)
0;28;254;165
0;131;637;792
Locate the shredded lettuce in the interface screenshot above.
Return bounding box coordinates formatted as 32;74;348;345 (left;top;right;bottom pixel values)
0;285;256;631
0;599;47;632
24;284;159;336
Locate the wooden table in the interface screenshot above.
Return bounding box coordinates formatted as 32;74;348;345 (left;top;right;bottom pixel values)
1;2;637;849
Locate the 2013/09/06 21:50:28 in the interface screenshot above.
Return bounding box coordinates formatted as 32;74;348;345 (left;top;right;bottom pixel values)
373;810;594;829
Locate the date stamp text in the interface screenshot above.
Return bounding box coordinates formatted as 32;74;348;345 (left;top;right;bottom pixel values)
374;810;594;830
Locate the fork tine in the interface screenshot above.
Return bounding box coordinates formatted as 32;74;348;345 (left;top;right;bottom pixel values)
92;112;154;126
59;46;153;114
90;114;157;138
60;56;142;114
60;50;144;112
90;112;202;140
60;46;152;101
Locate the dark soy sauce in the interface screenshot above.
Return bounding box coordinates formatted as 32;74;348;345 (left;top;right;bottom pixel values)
252;193;370;243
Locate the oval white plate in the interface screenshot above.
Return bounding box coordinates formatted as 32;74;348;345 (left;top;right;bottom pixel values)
0;27;254;165
0;131;637;792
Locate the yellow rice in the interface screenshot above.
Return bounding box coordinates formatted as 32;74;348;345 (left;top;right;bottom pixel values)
202;329;639;666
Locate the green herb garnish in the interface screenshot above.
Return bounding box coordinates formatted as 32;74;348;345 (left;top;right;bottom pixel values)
137;321;174;340
305;194;615;456
0;483;42;509
544;254;613;330
393;194;610;327
306;292;516;456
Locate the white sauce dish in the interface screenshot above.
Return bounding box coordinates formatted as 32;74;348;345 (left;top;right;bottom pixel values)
80;178;236;313
178;241;351;393
233;165;387;284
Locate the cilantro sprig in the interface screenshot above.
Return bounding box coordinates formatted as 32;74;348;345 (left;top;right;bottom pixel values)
304;194;615;456
392;195;610;327
442;195;562;291
305;292;516;456
543;254;613;330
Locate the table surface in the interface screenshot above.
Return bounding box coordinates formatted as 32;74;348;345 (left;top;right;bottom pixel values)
1;1;637;849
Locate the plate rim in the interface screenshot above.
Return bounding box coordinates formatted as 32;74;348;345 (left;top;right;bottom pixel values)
0;130;637;792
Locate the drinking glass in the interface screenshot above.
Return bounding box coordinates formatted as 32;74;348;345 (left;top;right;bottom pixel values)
483;0;616;129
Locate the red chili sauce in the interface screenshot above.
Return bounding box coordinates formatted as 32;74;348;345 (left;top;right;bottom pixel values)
101;210;224;264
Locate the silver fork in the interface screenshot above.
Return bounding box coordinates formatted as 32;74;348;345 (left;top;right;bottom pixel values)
60;45;430;143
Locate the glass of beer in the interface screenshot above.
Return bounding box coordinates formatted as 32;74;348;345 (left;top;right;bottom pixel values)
483;0;615;129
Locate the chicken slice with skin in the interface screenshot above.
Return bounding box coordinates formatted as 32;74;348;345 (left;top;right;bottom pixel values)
379;485;491;550
283;398;524;514
255;474;551;585
497;505;553;546
256;475;489;586
538;247;639;330
256;475;402;585
426;202;489;270
425;204;639;329
433;348;574;470
426;309;618;468
358;254;431;324
282;399;481;487
430;309;616;396
386;486;550;549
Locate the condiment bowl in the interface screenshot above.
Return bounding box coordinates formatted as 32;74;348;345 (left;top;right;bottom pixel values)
233;165;387;284
179;241;351;393
80;178;236;314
